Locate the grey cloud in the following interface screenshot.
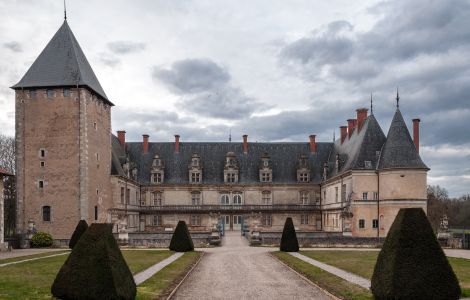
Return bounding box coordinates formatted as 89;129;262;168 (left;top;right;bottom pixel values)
153;59;230;94
3;41;22;52
99;55;121;68
107;41;146;54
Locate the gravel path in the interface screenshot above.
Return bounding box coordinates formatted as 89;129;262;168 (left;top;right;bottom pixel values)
173;231;332;300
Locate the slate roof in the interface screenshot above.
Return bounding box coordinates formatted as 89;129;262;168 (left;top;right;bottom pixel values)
11;21;112;105
111;138;333;184
328;115;387;177
378;109;429;170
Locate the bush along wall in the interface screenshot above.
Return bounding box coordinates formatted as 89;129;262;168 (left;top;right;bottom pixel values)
68;219;88;249
51;223;136;300
371;208;461;300
280;217;299;252
169;221;194;252
30;232;53;248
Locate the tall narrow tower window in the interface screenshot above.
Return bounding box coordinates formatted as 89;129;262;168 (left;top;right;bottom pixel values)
42;206;51;221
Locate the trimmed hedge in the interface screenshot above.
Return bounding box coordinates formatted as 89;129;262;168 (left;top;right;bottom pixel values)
169;221;194;252
68;219;88;249
371;208;461;300
280;217;299;252
30;231;53;248
51;223;136;300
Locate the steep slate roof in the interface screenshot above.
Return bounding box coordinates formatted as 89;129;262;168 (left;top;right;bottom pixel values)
378;109;429;170
12;21;112;105
328;115;387;177
116;142;332;184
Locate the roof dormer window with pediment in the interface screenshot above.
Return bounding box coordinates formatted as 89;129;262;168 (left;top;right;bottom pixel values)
259;152;273;183
297;155;310;183
150;154;164;184
189;153;202;184
224;152;239;183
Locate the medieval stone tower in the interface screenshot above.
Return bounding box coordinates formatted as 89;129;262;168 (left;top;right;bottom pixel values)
12;20;113;240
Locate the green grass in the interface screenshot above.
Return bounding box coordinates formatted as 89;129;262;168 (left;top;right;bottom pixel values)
137;251;203;300
272;252;372;300
0;250;174;299
301;250;470;297
0;250;70;265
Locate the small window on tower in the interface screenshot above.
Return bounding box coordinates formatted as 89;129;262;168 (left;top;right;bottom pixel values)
40;161;45;168
42;206;51;221
94;206;98;221
46;89;54;98
93;122;97;130
30;90;37;99
40;149;46;158
63;88;71;97
38;180;44;189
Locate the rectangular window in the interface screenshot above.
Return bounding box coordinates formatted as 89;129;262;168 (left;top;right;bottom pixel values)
341;184;346;201
153;192;162;206
40;161;45;167
46;89;54;98
30;89;37;99
94;206;98;221
126;188;130;204
191;193;201;205
299;172;309;182
301;214;309;225
120;187;125;204
261;172;271;182
364;160;372;168
191;215;201;226
262;191;272;205
152;173;163;183
362;192;368;200
42;206;51;221
40;149;46;158
153;215;162;226
300;191;309;205
63;88;70;97
93;122;97;130
262;214;272;226
359;219;365;229
335;187;339;202
373;192;379;200
373;219;379;228
38;180;44;188
226;172;236;183
191;172;201;183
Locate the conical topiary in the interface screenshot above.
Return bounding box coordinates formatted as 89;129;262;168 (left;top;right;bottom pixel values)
169;221;194;252
280;217;299;252
51;223;136;300
371;208;461;300
68;219;88;249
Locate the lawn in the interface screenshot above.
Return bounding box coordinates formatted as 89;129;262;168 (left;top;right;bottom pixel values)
0;250;70;265
301;250;470;297
0;250;174;299
272;252;372;300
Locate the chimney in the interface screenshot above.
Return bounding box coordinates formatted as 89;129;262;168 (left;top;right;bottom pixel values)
117;130;126;146
309;135;317;153
356;108;368;131
412;118;420;153
347;119;356;138
174;135;180;153
243;135;248;154
142;134;149;154
340;126;347;144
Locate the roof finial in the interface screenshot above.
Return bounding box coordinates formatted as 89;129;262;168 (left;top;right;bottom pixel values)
333;130;336;142
370;93;373;115
396;87;400;108
229;129;232;142
64;0;67;20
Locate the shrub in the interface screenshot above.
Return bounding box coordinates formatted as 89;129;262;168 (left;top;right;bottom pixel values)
51;223;136;300
169;221;194;252
280;217;299;252
30;231;53;248
68;219;88;249
371;208;461;300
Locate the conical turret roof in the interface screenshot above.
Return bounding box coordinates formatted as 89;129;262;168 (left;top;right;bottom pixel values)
378;109;428;170
12;20;112;105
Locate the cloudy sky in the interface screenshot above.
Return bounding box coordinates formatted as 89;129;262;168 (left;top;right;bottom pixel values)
0;0;469;196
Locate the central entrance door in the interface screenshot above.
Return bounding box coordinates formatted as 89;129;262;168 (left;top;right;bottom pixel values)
233;215;242;231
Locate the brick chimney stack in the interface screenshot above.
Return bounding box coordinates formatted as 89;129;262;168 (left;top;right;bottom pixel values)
412;118;420;153
309;135;317;153
356;108;368;131
243;135;248;154
340;126;347;144
174;135;180;153
347;119;356;138
142;134;149;154
117;130;126;146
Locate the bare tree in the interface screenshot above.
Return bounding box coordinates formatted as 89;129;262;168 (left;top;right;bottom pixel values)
0;134;15;174
0;134;16;237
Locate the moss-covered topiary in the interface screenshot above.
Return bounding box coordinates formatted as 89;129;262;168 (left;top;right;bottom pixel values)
371;208;461;300
51;223;136;300
169;221;194;252
68;219;88;249
30;231;53;248
280;217;299;252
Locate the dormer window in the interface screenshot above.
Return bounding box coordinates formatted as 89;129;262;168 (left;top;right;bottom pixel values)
131;168;138;180
259;152;273;183
297;155;310;183
226;172;237;183
260;172;271;182
224;152;239;183
192;158;199;167
190;171;201;183
151;154;164;184
152;173;163;183
298;172;309;182
189;154;203;184
364;161;372;169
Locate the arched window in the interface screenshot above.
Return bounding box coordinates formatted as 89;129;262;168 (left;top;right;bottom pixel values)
42;206;51;221
233;194;242;205
220;194;230;205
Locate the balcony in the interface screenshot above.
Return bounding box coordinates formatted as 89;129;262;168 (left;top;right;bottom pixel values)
109;204;321;214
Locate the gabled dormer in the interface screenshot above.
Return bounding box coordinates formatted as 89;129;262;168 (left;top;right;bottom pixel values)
224;151;239;183
150;154;164;184
259;152;272;183
188;153;203;184
297;154;310;183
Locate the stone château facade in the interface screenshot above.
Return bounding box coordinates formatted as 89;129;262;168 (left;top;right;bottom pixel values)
11;20;429;242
